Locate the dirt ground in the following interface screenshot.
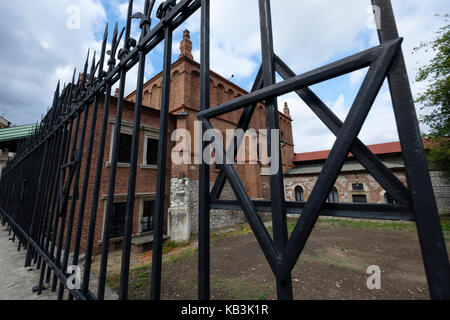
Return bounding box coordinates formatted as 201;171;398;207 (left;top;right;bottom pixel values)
105;217;450;300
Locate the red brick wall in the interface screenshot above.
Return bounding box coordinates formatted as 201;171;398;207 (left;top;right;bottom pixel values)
67;96;175;254
127;56;295;200
63;55;296;254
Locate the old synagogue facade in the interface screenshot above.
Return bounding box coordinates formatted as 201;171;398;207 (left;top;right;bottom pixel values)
74;30;294;253
69;30;448;255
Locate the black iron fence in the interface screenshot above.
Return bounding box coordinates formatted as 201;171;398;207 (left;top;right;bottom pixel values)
0;0;449;300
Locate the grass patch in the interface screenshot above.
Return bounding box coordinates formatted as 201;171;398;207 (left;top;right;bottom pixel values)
314;216;450;245
210;275;274;300
210;224;254;246
440;216;450;232
166;247;197;264
163;240;190;253
315;218;416;232
305;252;346;268
440;216;450;244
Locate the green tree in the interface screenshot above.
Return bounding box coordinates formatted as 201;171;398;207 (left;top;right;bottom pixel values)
414;15;450;180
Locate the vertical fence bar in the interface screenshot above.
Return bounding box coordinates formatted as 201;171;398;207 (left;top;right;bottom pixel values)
24;139;49;267
34;90;63;263
97;2;134;300
38;126;66;293
70;27;108;301
35;132;60;270
81;87;111;297
81;24;116;298
119;0;155;301
47;99;74;285
118;49;144;299
35;135;59;269
58;55;91;299
150;23;173;301
46;122;71;284
371;0;450;300
18;139;40;251
258;0;292;300
51;113;81;292
24;140;43;252
198;0;211;301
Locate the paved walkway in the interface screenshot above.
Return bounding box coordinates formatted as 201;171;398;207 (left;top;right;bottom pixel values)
0;225;118;300
0;226;55;300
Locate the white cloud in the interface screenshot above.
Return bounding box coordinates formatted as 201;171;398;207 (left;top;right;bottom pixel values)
282;86;401;153
177;0;448;154
278;93;336;153
272;0;448;152
0;0;107;125
0;0;447;154
358;83;400;145
331;94;347;122
349;69;366;86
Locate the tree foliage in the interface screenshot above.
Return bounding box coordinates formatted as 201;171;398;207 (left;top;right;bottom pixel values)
414;15;450;179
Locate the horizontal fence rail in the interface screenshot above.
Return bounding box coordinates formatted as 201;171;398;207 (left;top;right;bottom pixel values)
0;0;449;301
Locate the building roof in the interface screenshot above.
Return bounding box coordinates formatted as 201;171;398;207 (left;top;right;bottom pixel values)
0;116;10;128
286;158;405;176
0;124;38;143
294;141;402;163
124;29;292;122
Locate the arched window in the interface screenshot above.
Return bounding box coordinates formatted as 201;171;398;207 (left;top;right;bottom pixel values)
295;186;304;202
327;187;339;203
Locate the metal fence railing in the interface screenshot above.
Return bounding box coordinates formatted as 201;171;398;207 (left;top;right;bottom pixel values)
0;0;449;300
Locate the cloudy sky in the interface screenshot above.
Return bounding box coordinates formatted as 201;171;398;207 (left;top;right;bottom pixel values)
0;0;448;153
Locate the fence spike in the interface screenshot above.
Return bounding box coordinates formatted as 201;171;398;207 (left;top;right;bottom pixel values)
88;51;97;87
80;49;90;91
97;24;109;80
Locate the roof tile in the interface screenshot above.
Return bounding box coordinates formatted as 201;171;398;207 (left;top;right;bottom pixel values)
0;124;38;143
294;141;402;163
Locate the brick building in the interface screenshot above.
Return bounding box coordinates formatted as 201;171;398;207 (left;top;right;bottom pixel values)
0;121;37;176
75;30;294;253
0;116;10;129
284;141;450;215
70;30;448;255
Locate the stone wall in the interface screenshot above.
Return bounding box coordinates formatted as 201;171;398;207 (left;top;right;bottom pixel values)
430;171;450;215
0;149;11;177
168;177;248;240
170;177;191;209
187;180;246;234
285;170;450;216
284;171;407;204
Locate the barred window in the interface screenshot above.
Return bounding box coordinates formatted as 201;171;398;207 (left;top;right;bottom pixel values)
352;194;367;204
352;183;364;191
146;138;159;166
295;186;304;202
141;200;155;233
327;187;339;203
109;202;127;239
118;133;133;163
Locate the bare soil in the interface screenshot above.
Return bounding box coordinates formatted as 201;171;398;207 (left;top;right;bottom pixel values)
106;217;450;300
